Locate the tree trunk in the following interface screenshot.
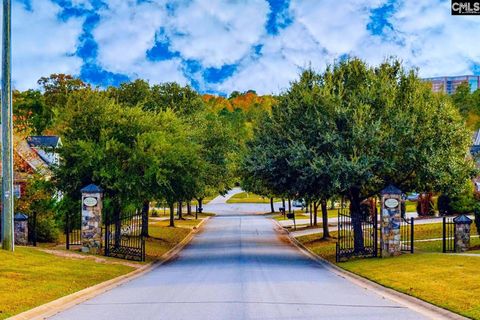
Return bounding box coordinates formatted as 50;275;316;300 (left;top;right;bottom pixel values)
270;197;275;213
178;201;183;220
282;198;286;209
169;202;175;227
288;198;292;213
321;199;330;239
141;199;149;237
198;198;203;213
187;201;192;216
349;189;365;253
308;200;313;226
313;201;318;226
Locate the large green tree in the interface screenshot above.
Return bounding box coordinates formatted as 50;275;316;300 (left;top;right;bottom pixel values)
245;59;475;251
54;89;199;233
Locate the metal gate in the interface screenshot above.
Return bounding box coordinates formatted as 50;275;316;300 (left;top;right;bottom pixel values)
401;217;414;253
105;210;145;261
65;211;81;250
336;205;378;262
443;216;455;253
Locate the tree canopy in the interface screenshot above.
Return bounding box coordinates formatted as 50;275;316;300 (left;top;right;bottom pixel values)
243;58;475;250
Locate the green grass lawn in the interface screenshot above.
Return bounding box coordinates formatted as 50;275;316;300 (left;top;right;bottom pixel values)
227;192;280;204
341;254;480;319
296;223;480;319
0;247;134;319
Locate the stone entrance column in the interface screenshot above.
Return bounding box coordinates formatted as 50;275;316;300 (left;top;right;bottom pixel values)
380;185;402;257
453;215;473;252
14;213;28;245
80;184;103;254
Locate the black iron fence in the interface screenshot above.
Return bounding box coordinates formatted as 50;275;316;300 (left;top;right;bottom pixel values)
105;210;145;261
65;211;81;250
336;206;378;262
400;217;414;253
443;216;455;253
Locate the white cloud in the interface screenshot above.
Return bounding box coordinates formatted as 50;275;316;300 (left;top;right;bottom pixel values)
216;21;333;94
290;0;385;55
9;0;480;93
218;0;480;94
383;0;480;77
9;0;84;90
166;0;270;67
93;0;188;84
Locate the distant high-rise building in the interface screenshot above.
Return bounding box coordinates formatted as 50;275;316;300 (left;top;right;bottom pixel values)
423;75;480;94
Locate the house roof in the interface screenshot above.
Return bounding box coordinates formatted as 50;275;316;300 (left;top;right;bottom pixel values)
27;136;61;148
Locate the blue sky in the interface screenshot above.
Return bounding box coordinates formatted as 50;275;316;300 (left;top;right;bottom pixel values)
9;0;480;94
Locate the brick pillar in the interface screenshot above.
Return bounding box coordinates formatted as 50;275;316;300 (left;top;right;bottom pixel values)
453;215;473;253
80;184;103;254
380;185;402;257
14;213;28;245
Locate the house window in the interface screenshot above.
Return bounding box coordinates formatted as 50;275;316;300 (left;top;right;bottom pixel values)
14;184;22;198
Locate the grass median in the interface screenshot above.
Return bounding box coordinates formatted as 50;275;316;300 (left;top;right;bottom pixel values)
295;221;480;319
226;192;280;204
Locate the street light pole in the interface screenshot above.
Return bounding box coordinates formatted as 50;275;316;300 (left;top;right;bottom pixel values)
1;0;14;251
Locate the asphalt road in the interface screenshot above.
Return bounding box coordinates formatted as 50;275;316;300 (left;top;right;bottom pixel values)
51;202;428;320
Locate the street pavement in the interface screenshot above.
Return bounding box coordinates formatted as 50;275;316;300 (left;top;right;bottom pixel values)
51;201;429;320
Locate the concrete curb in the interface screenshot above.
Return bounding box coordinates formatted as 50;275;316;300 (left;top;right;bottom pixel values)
271;219;468;320
9;217;211;320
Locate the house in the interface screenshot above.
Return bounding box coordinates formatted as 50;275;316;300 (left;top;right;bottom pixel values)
27;136;62;166
0;135;61;198
471;130;480;193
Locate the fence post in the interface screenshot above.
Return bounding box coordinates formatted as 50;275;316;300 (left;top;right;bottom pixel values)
104;213;109;256
374;209;378;256
32;211;37;247
410;217;414;253
442;216;446;253
66;211;70;250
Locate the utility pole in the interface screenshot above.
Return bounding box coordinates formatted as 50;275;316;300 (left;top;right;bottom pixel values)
1;0;14;251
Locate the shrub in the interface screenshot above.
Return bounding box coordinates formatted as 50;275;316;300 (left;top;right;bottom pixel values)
450;193;476;214
35;215;60;242
439;181;479;216
437;194;452;216
15;175;61;243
